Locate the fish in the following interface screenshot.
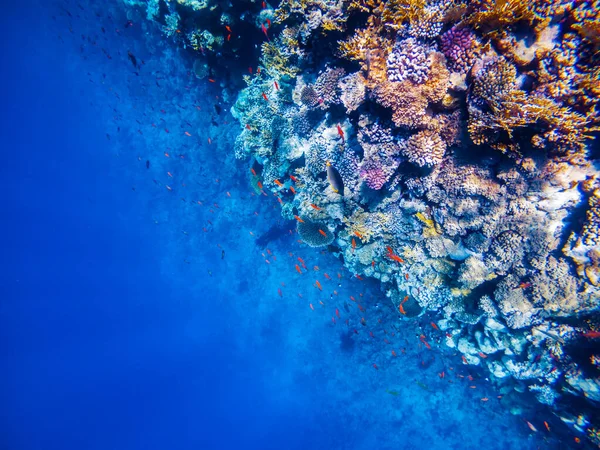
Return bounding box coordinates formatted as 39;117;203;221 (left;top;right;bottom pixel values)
431;322;439;330
167;172;173;177
478;352;488;359
372;260;375;267
352;238;356;251
544;421;550;432
274;179;283;187
369;331;375;338
353;231;363;239
336;124;345;143
391;350;397;357
290;175;298;182
526;421;537;432
184;131;192;136
481;397;489;402
274;81;279;90
335;308;340;318
262;1;266;7
388;253;404;264
372;363;378;370
582;330;600;338
225;25;232;33
398;304;406;315
314;280;322;290
324;273;331;280
246;124;252;130
405;273;409;280
326;162;344;194
262;92;269;101
261;24;270;40
461;355;468;364
310;203;321;210
289;186;296;194
278;288;282;297
355;274;363;280
294;215;304;223
257;181;263;189
127;50;137;68
266;19;271;27
518;282;532;289
386;246;393;254
309;303;315;311
313;266;319;271
250;168;257;176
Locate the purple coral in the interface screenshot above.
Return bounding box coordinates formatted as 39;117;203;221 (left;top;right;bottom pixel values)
386;38;430;84
359;157;398;190
440;26;480;74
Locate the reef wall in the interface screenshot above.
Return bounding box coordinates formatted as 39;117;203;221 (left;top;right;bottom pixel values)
120;0;600;445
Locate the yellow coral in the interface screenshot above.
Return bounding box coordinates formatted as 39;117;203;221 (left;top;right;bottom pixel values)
466;0;536;32
260;42;299;78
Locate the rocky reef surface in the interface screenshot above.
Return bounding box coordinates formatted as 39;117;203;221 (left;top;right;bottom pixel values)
121;0;600;445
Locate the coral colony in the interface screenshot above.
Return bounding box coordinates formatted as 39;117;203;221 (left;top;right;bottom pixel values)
123;0;599;444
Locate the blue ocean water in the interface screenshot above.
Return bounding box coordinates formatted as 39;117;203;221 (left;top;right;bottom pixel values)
0;2;570;449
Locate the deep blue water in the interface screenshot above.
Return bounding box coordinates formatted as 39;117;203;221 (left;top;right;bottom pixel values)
0;2;564;449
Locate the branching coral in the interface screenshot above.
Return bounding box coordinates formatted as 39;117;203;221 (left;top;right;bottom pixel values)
386;38;430;84
402;130;447;167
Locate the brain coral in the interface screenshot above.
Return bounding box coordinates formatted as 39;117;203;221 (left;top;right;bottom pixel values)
297;219;335;247
386;38;430;84
402;130;447;167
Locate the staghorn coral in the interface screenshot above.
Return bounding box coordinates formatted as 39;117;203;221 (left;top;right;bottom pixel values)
402;130;446;167
297;218;335;247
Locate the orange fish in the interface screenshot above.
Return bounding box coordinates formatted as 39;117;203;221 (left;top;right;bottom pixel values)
257;181;263;189
544;421;550;432
298;257;305;264
313;266;319;271
250;168;257;176
391;350;397;357
386;246;393;254
309;303;314;311
290;175;298;182
438;371;445;379
319;301;324;306
290;186;296;194
335;308;340;318
262;92;268;101
315;280;322;291
398;304;406;315
324;273;331;280
526;421;537;432
478;352;488;359
481;397;489;402
389;253;404;263
310;203;321;210
371;260;375;267
461;355;468;364
294;215;304;223
353;231;363;239
225;25;232;33
295;264;302;274
405;273;409;280
164;152;170;157
274;179;283;187
358;304;365;312
318;229;327;237
352;238;356;251
184;131;192;136
469;385;476;389
431;322;439;331
337;124;345;143
574;437;580;443
518;282;532;289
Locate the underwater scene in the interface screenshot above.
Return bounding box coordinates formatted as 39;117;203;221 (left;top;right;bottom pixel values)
1;0;600;448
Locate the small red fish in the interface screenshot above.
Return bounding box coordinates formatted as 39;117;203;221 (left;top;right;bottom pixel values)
369;331;375;338
208;78;215;83
207;137;212;144
248;66;253;74
274;179;283;187
262;1;266;7
184;131;191;136
225;25;232;33
314;280;322;291
295;264;302;273
431;322;439;331
309;303;315;311
518;282;532;289
294;215;304;223
289;186;296;194
405;273;409;280
250;168;257;176
438;371;445;379
461;355;468;364
274;81;279;90
352;238;356;251
310;203;321;210
336;124;345;143
289;175;298;182
481;397;489;402
335;308;340;318
266;19;271;27
262;92;268;101
391;350;397;357
324;273;331;280
582;330;600;338
261;24;270;40
526;421;537;433
318;229;327;237
372;363;378;370
277;288;282;297
257;181;263;189
544;421;550;432
478;352;488;359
